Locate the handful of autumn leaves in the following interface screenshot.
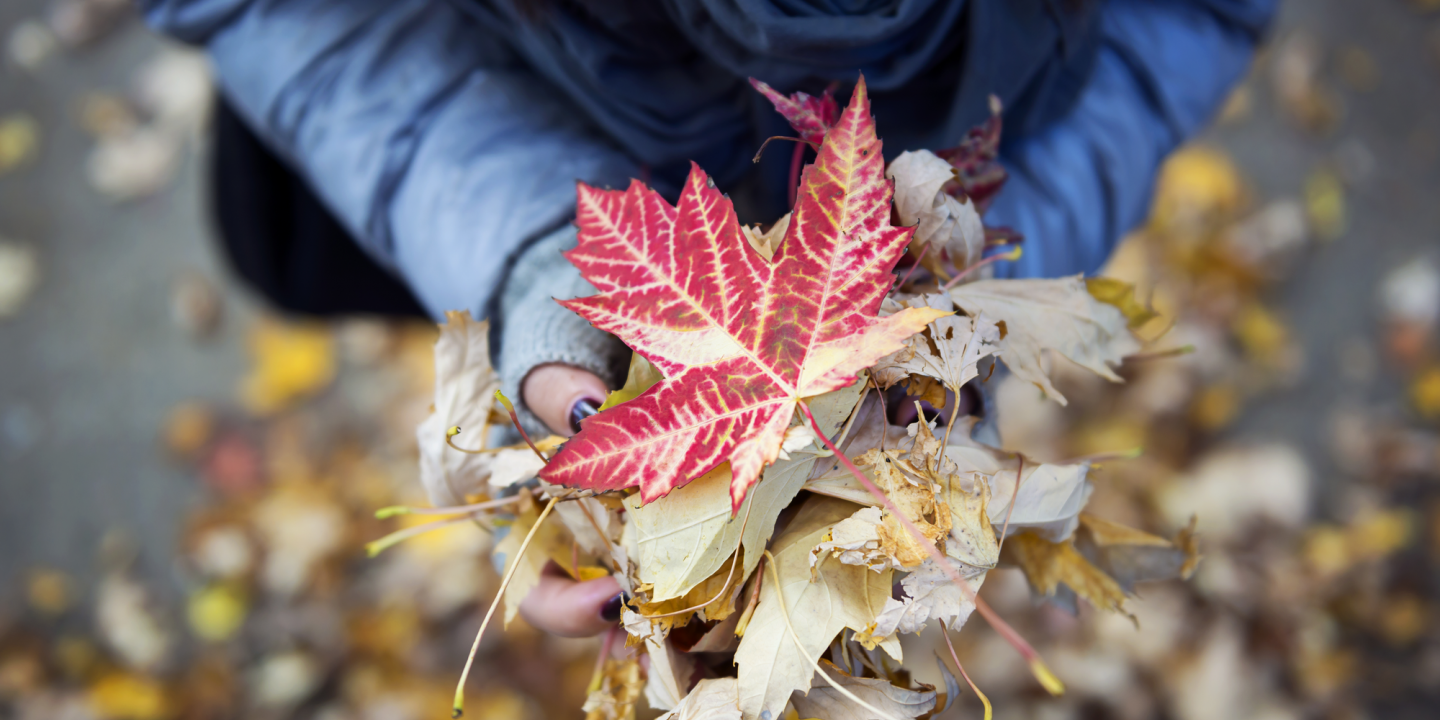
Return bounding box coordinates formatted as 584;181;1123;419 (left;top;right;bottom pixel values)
391;77;1200;720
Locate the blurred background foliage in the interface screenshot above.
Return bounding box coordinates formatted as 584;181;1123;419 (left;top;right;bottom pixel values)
3;1;1440;719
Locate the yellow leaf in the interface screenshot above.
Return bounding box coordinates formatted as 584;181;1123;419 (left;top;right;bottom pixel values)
583;658;643;720
1085;277;1159;330
88;672;172;720
1004;531;1131;620
599;352;664;411
27;568;71;615
631;552;743;635
0;114;39;176
1305;167;1346;241
1232;302;1291;365
1149;146;1244;234
1410;366;1440;418
186;584;247;642
162;402;215;458
238;319;335;415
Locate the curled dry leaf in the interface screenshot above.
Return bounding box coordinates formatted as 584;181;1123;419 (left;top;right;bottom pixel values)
583;657;643;720
1076;515;1201;593
872;293;1001;394
735;496;900;720
790;660;936;720
857;556;984;650
813;448;951;571
416;310;501;505
658;677;742;720
1003;531;1132;621
887;150;987;273
644;637;697;712
541;78;947;511
948;445;1093;542
950;276;1141;405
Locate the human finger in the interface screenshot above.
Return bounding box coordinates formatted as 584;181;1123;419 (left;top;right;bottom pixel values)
517;563;624;638
521;364;608;437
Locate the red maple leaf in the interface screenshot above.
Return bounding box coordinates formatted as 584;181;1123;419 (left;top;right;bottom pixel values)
748;78;839;147
539;77;948;510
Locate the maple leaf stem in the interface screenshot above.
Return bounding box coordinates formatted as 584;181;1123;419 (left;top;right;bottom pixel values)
942;395;960;450
788;140;805;209
445;423;497;454
375;495;519;519
995;456;1023;558
494;390;548;464
453;495;559;718
941;620;993;720
751;135;820;164
1056;448;1143;466
573;498;620;566
941;246;1023;291
895;240;936;289
365;514;474;557
588;626;620;694
798;401;1064;697
762;550;906;720
639;498;754;620
1122;345;1196;363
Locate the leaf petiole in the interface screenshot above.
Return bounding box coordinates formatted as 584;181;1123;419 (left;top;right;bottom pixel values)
452;495;559;717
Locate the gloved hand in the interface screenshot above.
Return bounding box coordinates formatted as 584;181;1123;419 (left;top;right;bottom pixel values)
496;224;629;441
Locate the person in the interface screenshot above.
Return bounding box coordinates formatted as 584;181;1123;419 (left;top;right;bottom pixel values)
140;0;1276;639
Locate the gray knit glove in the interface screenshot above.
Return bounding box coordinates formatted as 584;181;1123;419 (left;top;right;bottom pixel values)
495;224;629;440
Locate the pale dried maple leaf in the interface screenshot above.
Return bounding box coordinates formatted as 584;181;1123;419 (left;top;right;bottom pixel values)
887;150;987;271
543;77;946;511
415;310;500;505
949;276;1141;405
873;293;1001;394
789;663;936;720
658;677;742;720
858;556;985;649
734;496;899;720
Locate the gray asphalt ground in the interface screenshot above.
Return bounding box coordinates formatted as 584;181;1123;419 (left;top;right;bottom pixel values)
0;0;1436;657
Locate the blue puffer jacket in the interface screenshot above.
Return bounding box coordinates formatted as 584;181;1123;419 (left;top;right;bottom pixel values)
141;0;1276;318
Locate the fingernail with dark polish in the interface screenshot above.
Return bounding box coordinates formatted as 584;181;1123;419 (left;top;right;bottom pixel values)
600;592;629;622
569;397;601;434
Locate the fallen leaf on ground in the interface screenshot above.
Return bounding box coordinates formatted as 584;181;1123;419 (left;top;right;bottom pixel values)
0;241;40;317
238;319;336;416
